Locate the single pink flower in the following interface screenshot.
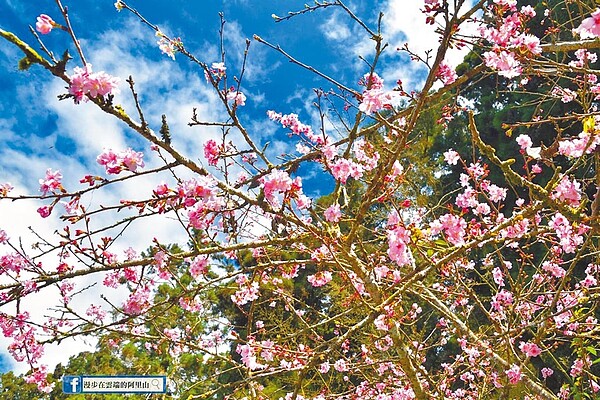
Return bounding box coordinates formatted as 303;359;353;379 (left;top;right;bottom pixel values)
324;204;341;223
516;134;533;150
37;205;52;218
0;183;13;197
35;14;55;35
158;37;176;60
575;9;600;39
443;149;460;165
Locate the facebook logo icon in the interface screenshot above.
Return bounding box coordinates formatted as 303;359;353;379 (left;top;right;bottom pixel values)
62;376;81;393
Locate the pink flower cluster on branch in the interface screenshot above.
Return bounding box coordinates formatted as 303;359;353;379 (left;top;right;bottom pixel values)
480;4;541;78
4;1;600;398
68;64;120;103
96;148;145;175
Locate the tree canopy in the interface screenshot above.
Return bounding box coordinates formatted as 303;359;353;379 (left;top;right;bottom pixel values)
1;0;600;399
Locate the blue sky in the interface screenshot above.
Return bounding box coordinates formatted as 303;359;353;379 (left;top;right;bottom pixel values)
0;0;474;375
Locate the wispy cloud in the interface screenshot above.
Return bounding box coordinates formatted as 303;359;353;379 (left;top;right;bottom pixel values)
318;0;478;91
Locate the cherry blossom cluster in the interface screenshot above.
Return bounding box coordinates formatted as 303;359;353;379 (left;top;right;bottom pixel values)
68;64;120;103
479;3;541;78
226;88;246;106
357;72;399;115
38;168;63;195
96;148;145;175
204;62;227;84
156;32;183;60
259;169;311;211
203;139;231;166
436;61;458;85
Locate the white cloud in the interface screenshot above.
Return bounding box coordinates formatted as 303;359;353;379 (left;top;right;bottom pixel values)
321;13;352;41
319;0;479;91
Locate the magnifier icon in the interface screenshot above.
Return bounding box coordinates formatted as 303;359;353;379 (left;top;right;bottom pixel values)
151;379;161;390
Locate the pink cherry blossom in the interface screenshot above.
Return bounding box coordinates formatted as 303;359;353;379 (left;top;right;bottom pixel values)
491;289;513;312
24;365;54;393
551;176;582;207
437;61;458;85
424;0;442;7
353;139;379;171
574;9;600;39
558;131;600;157
516;134;532;150
69;64;120;103
430;213;467;246
319;362;330;373
551;86;577;103
324;203;342;223
541;367;554;379
35;15;55;35
307;270;332;287
483;50;522;78
211;62;226;78
569;49;597;68
329;157;364;184
333;358;348;372
519;341;542;357
39;168;62;195
37;205;52;218
227;90;246;106
387;225;412;267
260;169;292;209
158;37;176;59
268;111;316;140
443;149;460;165
189;255;209;278
359;88;397;115
236;341;265;370
494;0;517;10
570;358;587;377
203;139;220;166
492;267;504;286
486;184;507;202
231;281;260;305
520;5;536;17
86;304;107;323
506;364;522;384
97;148;144;175
0;183;13;197
542;261;566;279
358;72;384;89
122;285;151;315
120;148;145;172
